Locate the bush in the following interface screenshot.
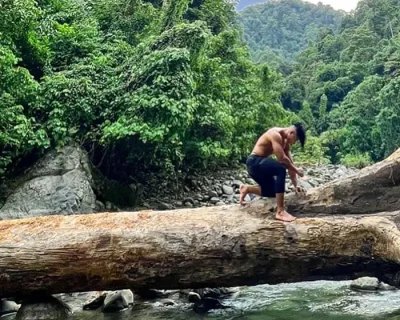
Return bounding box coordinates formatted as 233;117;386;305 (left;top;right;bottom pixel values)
340;152;372;168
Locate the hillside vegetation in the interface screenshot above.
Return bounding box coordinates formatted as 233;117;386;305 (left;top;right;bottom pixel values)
238;0;344;65
283;0;400;166
0;0;295;179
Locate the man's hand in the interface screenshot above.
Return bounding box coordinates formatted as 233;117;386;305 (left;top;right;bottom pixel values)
295;186;306;195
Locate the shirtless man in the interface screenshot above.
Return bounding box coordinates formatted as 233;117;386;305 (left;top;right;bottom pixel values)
239;123;306;222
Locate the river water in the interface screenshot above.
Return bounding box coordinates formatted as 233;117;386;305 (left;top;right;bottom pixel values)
58;281;400;320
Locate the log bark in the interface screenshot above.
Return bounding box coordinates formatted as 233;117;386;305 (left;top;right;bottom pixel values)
1;149;400;298
286;148;400;215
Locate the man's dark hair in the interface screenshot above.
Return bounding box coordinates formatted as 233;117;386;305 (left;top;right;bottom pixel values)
294;123;306;148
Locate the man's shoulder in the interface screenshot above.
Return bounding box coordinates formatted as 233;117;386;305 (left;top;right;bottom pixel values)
265;128;282;141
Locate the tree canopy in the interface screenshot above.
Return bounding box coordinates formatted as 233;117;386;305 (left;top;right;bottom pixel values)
0;0;295;179
281;0;400;166
238;0;344;66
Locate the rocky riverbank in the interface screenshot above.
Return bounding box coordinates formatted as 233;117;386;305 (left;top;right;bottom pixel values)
0;145;360;218
142;163;359;211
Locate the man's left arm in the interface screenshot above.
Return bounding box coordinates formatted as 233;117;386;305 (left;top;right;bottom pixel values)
284;148;298;188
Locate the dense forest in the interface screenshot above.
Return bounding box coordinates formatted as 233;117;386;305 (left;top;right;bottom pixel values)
236;0;269;11
1;0;400;181
238;0;344;66
0;0;295;180
281;0;400;167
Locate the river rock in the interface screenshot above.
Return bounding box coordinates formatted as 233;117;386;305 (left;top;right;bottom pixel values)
193;297;227;314
157;202;173;210
232;180;244;188
102;290;134;312
222;185;234;195
184;198;194;205
378;282;396;291
0;144;96;220
0;299;20;316
188;292;201;303
210;197;219;204
350;277;380;291
135;289;168;300
208;190;218;198
16;296;71;320
83;293;107;310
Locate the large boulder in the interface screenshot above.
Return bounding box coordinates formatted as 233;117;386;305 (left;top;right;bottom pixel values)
0;145;97;219
102;290;134;312
350;277;396;292
16;296;71;320
0;299;20;316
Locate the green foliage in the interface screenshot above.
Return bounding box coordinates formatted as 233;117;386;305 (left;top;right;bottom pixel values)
279;0;400;164
238;0;344;65
340;152;372;168
0;0;297;179
0;45;49;174
291;135;330;165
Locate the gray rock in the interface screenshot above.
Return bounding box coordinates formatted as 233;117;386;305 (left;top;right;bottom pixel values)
222;185;234;195
0;145;96;220
350;277;380;291
175;201;183;207
299;180;313;190
161;299;176;306
378;282;396;291
158;202;173;210
216;201;225;206
184;198;194;205
83;293;106;310
135;289;167;300
105;201;114;211
16;296;71;320
210;197;219;204
188;292;201;303
0;299;20;316
232;180;244;188
103;290;134;312
95;200;105;212
208;190;218;198
185;202;194;208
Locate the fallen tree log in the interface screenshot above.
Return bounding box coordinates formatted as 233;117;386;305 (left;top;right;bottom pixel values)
286;148;400;215
1;208;400;297
1;149;400;298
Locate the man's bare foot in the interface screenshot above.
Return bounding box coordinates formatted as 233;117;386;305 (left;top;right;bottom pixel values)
275;210;296;222
239;185;249;206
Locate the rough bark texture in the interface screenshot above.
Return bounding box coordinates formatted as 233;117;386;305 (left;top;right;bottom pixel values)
1;149;400;298
286;148;400;216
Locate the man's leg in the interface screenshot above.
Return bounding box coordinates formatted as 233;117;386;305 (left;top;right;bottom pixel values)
274;166;296;222
239;185;261;205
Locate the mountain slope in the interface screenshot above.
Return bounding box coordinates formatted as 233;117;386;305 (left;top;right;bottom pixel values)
236;0;269;11
238;0;344;65
283;0;400;164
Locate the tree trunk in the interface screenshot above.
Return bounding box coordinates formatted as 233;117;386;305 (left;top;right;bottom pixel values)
1;149;400;298
286;148;400;216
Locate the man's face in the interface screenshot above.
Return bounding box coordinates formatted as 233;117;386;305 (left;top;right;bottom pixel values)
287;129;297;145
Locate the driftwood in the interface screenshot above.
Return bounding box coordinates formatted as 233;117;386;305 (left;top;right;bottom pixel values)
1;149;400;298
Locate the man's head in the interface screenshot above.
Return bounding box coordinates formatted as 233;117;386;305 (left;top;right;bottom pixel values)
286;123;306;148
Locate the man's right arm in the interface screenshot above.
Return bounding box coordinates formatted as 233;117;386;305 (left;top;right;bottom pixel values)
270;134;301;175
